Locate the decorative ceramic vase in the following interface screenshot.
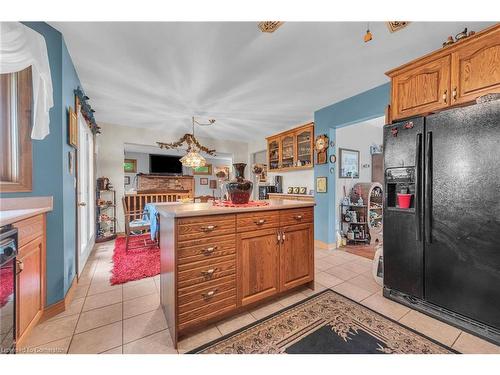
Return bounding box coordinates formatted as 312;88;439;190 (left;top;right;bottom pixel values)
226;163;253;204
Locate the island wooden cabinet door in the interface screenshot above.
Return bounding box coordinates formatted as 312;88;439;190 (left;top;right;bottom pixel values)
450;28;500;105
391;55;451;120
16;235;44;338
280;223;314;291
237;228;280;306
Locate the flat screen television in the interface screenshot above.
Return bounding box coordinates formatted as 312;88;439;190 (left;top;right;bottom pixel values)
149;154;183;175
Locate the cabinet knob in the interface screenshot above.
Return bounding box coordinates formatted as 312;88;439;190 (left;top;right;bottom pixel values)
78;202;87;206
452;87;457;101
442;90;448;104
282;233;286;243
201;268;217;277
16;259;24;274
201;225;217;232
202;246;217;255
202;289;218;300
254;219;266;225
277;232;281;244
295;215;303;220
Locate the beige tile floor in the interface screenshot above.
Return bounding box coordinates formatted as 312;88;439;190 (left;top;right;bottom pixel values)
18;242;500;354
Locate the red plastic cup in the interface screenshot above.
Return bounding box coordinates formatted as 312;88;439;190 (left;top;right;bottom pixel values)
397;193;412;209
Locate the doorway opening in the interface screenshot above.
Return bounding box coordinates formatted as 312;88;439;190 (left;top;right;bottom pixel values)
335;116;384;259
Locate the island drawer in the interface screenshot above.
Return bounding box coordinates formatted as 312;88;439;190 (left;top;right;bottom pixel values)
178;296;237;330
177;257;236;289
236;210;280;233
177;214;236;242
178;279;236;315
280;207;314;227
178;239;236;265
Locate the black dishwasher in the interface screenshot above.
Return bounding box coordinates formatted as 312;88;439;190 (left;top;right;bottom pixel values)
0;224;18;354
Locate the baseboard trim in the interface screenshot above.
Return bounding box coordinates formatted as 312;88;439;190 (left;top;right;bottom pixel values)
39;276;78;323
314;240;336;250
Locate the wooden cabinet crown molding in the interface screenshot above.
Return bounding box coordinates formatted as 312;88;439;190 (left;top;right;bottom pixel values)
386;23;500;122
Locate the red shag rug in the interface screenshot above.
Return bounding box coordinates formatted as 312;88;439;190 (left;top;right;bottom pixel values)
110;235;160;285
0;266;14;308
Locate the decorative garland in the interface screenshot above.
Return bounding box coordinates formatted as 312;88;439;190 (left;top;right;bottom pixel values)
74;86;101;135
157;134;216;156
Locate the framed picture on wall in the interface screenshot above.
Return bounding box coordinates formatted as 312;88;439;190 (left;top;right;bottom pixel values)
193;164;212;175
214;166;230;180
200;178;208;185
124;159;137;173
209;180;217;189
316;177;327;193
124;176;130;185
339;148;360;178
68;107;78;148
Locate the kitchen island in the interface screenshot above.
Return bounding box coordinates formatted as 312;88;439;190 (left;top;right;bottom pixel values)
155;199;315;347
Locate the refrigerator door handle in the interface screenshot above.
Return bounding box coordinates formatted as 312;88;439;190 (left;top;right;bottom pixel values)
415;133;422;241
425;131;433;244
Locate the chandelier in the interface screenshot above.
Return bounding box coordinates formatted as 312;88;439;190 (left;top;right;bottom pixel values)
157;117;216;168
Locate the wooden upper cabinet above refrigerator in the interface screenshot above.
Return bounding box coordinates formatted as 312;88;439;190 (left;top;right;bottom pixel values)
450;26;500;105
386;24;500;122
391;55;451;120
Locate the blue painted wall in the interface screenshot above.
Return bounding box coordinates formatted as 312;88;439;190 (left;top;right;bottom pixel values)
0;22;82;305
313;83;390;244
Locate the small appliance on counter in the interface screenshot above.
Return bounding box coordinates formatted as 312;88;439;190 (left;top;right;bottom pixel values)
258;185;277;200
0;224;18;354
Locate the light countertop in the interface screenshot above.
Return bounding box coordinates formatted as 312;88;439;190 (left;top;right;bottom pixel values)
155;199;314;218
0;196;53;227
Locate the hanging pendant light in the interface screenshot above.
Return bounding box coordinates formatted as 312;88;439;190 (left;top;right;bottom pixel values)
364;22;373;43
157;116;216;169
180;148;207;168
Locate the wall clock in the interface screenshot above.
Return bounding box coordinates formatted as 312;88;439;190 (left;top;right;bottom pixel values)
315;134;329;164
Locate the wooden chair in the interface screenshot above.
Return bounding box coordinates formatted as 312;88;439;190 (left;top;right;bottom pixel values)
122;197;156;252
193;194;215;203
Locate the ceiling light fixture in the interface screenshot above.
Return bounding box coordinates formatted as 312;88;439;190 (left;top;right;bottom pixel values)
258;21;284;33
157;117;216;168
386;21;410;33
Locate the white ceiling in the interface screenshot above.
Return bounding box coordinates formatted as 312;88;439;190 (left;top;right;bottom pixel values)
51;22;494;141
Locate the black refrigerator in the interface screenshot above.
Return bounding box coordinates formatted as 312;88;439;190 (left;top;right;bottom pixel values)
383;99;500;345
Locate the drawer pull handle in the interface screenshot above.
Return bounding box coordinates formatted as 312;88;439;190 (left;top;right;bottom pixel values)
201;225;217;232
202;289;218;300
277;231;281;244
254;219;266;225
295;215;303;220
452;87;457;101
202;246;217;255
442;89;447;104
282;233;286;243
201;268;218;277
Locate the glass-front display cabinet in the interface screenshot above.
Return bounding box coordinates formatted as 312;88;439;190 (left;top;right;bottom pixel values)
280;134;295;169
266;122;314;172
296;128;313;167
268;137;280;170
